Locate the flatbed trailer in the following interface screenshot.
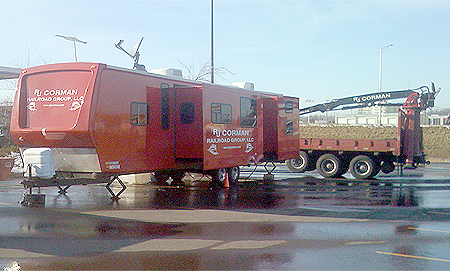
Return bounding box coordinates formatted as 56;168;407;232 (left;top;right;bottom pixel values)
287;87;438;179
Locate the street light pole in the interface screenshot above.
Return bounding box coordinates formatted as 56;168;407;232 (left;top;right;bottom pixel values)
378;44;393;125
55;35;87;62
210;0;214;83
305;99;314;124
378;44;393;93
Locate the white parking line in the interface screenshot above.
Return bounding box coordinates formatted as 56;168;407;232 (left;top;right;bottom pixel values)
377;251;450;263
211;240;286;250
83;209;367;223
116;239;222;252
0;248;53;258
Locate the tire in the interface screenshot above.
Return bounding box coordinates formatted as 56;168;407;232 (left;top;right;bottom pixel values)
286;151;309;173
211;168;228;187
381;161;395;174
349;155;378;179
227;166;240;186
316;153;342;178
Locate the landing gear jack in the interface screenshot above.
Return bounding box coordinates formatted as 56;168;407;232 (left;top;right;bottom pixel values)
21;186;46;207
21;165;46;207
56;185;72;195
106;175;127;201
263;162;277;183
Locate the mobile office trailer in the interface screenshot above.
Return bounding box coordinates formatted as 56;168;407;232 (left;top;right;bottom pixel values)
11;62;298;196
262;96;299;163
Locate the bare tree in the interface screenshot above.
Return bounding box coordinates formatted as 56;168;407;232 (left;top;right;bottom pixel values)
10;42;47;69
0;81;16;104
179;60;212;82
179;59;233;84
0;43;47;103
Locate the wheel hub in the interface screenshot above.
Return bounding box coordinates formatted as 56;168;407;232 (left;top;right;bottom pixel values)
292;158;305;168
324;161;335;172
356;162;369;173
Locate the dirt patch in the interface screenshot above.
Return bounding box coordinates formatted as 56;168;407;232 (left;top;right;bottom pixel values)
299;124;450;162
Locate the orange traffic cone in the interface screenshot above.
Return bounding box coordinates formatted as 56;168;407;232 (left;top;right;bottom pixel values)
223;172;230;188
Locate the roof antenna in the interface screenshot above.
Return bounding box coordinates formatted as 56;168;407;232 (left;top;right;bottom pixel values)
115;37;146;71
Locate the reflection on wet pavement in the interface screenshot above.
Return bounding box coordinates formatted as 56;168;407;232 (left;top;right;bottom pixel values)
2;164;450;270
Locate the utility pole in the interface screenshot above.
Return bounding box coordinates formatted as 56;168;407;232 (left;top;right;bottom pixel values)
379;44;393;93
210;0;214;83
378;44;393;125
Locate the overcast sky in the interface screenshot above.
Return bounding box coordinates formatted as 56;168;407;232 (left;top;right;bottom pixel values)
1;0;449;108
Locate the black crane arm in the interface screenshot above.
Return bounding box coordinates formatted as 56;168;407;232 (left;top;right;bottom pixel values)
299;84;438;115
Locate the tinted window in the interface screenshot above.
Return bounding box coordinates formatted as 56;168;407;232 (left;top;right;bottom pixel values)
285;119;294;135
161;83;170;130
130;102;149;126
240;97;257;127
285;100;294;113
211;103;232;124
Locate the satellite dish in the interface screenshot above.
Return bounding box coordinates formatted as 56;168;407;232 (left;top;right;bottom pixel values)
130;37;143;58
115;37;146;71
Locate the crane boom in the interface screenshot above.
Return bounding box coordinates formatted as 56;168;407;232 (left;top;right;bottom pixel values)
299;84;437;115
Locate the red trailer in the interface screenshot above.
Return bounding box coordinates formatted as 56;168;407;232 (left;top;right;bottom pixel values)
287;86;438;179
262;95;299;162
10;62;299;200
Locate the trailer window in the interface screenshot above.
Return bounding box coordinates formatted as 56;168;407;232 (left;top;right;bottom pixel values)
285;100;294;113
285;119;294;135
130;102;149;126
240;97;257;127
211;103;232;124
161;83;170;130
180;102;195;124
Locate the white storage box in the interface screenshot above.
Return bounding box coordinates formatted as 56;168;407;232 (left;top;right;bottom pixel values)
119;173;151;185
22;148;55;179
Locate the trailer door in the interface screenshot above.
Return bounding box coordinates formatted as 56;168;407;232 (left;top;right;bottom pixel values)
174;85;203;159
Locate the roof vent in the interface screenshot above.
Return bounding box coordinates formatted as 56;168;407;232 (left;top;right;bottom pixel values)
150;68;183;78
231;82;254;91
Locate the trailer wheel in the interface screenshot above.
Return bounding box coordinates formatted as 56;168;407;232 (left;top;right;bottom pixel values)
316;154;342;178
286;151;309;173
211;168;228;188
381;161;395;174
349;155;377;179
227;166;240;185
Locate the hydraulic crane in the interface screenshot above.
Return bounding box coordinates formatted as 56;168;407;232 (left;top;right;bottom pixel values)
299;84;438;115
287;83;440;179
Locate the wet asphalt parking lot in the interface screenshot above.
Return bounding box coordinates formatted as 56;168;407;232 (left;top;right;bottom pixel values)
2;163;450;270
